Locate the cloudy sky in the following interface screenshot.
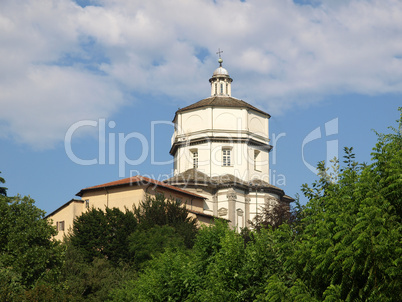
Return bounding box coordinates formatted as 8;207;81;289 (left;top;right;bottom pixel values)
1;0;401;213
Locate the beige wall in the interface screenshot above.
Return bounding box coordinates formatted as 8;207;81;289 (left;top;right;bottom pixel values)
48;184;206;240
48;200;85;241
81;186;146;212
81;185;205;215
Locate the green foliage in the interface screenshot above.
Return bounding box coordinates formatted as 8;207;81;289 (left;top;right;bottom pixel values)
112;220;295;302
133;194;198;248
60;249;135;302
3;111;402;301
111;249;194;302
0;195;63;288
63;194;199;299
266;110;402;301
250;201;292;231
110;221;232;302
0;172;7;197
0;261;25;301
69;207;137;265
112;109;402;301
192;218;229;262
129;225;186;268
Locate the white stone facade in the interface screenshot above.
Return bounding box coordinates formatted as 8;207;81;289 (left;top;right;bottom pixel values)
167;59;293;230
171;106;270;183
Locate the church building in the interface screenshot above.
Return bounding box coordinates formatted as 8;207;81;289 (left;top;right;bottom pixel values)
47;53;293;238
166;56;293;231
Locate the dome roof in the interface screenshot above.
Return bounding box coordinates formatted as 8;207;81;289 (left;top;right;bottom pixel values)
213;66;229;76
174;96;270;117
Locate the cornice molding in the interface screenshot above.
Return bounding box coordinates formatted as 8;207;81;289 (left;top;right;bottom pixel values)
170;136;273;155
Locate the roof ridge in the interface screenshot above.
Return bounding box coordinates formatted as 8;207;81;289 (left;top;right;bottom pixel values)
175;96;270;117
76;174;206;199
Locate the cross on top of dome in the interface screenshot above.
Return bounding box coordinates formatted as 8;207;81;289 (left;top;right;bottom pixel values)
216;48;223;67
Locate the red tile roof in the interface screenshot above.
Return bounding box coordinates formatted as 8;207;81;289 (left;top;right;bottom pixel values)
76;175;206;199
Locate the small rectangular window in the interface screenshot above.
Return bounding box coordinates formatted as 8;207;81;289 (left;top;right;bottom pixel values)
192;150;198;169
174;154;178;171
220;83;223;94
222;149;231;166
85;199;89;209
57;221;65;231
254;150;261;171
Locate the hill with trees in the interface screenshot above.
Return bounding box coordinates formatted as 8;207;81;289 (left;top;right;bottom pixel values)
0;109;401;301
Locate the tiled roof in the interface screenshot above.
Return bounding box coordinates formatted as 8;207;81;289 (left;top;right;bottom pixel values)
76;175;206;199
174;96;270;119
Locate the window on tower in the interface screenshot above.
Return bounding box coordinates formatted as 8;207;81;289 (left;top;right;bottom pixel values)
191;149;198;169
254;150;261;171
226;83;228;95
222;148;232;166
220;83;223;94
214;83;217;95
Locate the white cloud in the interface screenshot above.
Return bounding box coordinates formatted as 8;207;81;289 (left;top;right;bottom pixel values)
0;65;125;149
1;0;402;149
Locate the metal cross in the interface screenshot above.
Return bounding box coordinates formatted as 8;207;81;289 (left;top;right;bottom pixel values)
216;48;223;58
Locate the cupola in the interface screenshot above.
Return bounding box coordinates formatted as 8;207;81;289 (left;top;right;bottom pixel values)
209;57;233;96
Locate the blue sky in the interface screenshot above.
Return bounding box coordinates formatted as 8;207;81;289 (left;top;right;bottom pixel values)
0;0;401;214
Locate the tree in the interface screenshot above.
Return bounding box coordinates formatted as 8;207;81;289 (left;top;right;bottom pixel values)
133;194;198;248
128;225;186;268
0;194;63;288
59;249;135;302
0;171;7;196
249;201;292;232
111;248;193;302
61;207;137;300
69;207;137;265
263;110;402;301
110;221;231;302
111;220;295;302
110;110;402;301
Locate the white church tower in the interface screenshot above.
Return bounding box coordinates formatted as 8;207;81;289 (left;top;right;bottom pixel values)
167;53;293;229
